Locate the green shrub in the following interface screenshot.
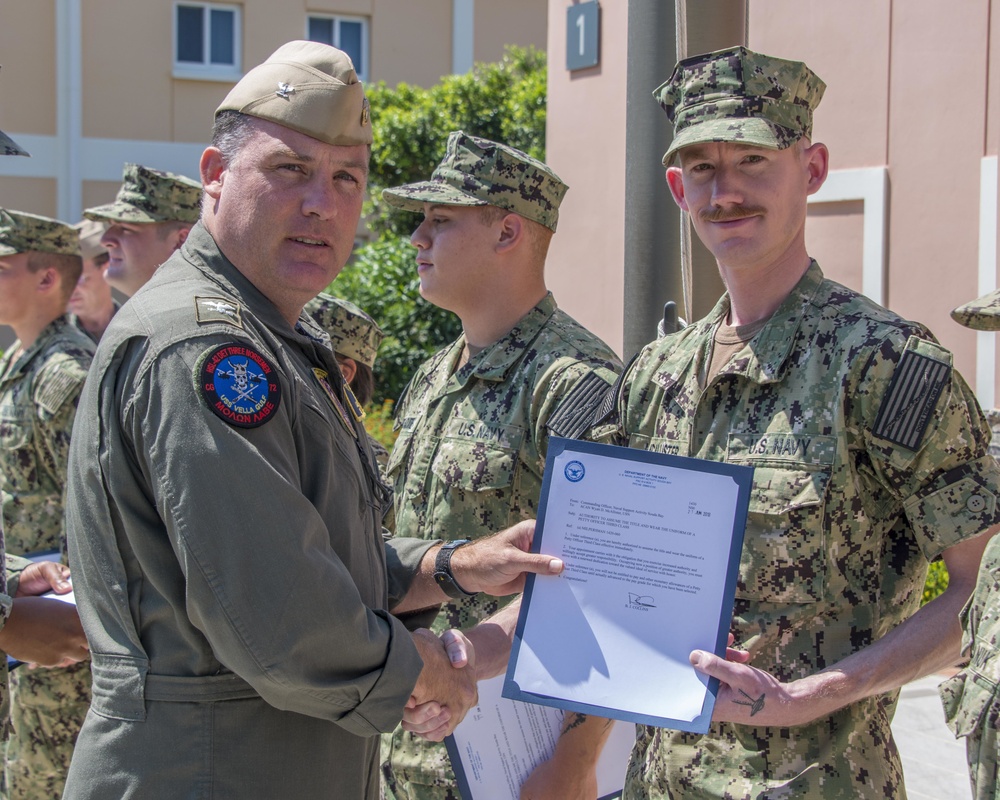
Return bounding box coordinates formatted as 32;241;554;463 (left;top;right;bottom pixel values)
922;560;949;605
363;398;398;451
326;46;548;406
365;46;547;237
328;235;462;405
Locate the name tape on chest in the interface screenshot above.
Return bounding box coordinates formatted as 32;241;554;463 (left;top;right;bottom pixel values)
196;343;281;428
872;349;950;451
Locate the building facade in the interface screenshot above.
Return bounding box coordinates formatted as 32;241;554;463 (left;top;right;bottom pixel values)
544;0;1000;408
0;0;546;222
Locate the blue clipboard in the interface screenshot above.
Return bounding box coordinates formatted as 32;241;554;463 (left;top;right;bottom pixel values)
501;437;752;733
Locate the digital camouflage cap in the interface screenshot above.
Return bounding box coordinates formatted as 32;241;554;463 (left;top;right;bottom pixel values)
305;293;383;369
952;289;1000;332
0;209;80;256
1;128;28;157
83;163;201;224
216;40;371;147
1;65;29;156
381;131;568;232
654;45;826;165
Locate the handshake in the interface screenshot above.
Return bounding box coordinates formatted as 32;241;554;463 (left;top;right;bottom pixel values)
399;520;563;741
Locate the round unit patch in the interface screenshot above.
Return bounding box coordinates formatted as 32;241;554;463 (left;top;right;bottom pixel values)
197;343;281;428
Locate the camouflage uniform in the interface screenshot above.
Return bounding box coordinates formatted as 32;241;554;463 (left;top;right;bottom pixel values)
0;131;27;158
304;293;389;469
590;261;1000;799
939;288;1000;800
380;131;622;799
0;211;95;800
382;294;620;798
0;96;30;763
0;95;38;755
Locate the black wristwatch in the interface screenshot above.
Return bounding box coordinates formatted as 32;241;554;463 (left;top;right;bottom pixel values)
433;539;478;599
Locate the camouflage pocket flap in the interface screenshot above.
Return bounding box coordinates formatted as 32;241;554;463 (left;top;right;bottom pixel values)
747;465;829;516
940;670;995;737
385;426;413;480
0;408;31;450
905;475;999;550
430;439;516;492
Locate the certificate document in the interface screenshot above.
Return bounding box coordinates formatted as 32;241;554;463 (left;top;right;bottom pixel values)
503;438;752;733
446;674;636;800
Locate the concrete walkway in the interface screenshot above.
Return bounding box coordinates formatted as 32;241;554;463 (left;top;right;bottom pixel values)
893;673;971;800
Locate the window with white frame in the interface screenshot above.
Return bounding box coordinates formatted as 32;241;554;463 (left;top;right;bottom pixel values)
307;15;368;80
175;2;242;80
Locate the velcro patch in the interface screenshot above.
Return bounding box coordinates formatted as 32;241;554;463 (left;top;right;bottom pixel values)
590;354;638;430
196;343;281;428
873;349;950;450
35;364;86;417
195;297;243;328
546;371;616;440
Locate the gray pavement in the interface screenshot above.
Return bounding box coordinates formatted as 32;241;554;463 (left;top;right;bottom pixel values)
893;673;971;800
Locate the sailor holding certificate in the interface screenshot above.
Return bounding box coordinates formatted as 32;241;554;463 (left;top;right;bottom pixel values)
420;46;1000;800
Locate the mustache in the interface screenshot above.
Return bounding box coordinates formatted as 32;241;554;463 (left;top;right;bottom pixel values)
699;206;765;222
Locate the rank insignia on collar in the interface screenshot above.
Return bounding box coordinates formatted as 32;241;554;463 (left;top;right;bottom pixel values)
197;343;281;428
313;368;358;437
343;383;366;422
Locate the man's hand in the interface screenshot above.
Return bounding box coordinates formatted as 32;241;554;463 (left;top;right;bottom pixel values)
393;521;564;615
519;713;612;800
691;645;836;728
450;520;563;596
404;628;478;742
0;597;89;667
15;560;73;597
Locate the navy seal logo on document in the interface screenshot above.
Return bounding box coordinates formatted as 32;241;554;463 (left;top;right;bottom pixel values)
197;343;281;428
564;460;586;482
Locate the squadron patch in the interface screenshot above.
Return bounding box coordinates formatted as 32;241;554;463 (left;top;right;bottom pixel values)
873;348;950;450
197;343;281;428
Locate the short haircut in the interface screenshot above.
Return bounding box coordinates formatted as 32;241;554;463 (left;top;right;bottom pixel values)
211;110;258;165
155;218;193;241
478;205;553;262
27;251;83;303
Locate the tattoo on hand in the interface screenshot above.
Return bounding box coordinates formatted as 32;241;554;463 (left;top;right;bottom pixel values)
732;689;765;716
562;713;588;734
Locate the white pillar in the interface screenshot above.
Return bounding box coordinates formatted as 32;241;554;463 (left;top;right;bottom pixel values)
56;0;82;222
452;0;474;75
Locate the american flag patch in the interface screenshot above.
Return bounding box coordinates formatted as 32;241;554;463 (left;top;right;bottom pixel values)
872;350;950;450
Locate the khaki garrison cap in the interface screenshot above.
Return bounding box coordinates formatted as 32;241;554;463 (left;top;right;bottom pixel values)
305;293;383;369
84;163;201;225
952;289;1000;332
74;218;108;261
654;45;826;165
382;131;568;232
216;40;372;147
0;209;80;256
